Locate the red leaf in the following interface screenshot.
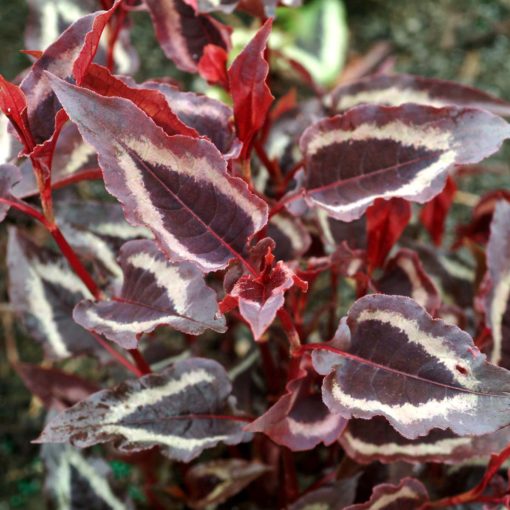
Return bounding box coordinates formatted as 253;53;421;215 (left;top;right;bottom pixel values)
229;19;274;159
420;174;456;246
0;76;33;151
197;44;229;89
366;197;411;272
81;63;198;138
145;0;231;73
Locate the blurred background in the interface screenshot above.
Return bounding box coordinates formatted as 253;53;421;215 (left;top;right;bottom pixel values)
1;0;510;508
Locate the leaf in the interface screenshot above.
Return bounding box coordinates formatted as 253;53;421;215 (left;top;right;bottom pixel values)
15;363;98;411
42;443;132;510
340;416;510;465
35;358;250;462
245;358;346;450
267;213;311;261
289;478;358;510
419;174;456;246
145;0;231;73
485;201;510;368
20;3;118;144
327;73;510;116
142;81;241;157
344;478;428;510
25;0;138;75
13;123;98;198
312;294;510;439
0;164;22;222
366;197;411;271
47;75;268;273
81;63;198;138
230;249;305;339
184;0;238;14
185;459;269;509
74;239;226;349
375;248;441;314
300;104;510;221
229;19;274;158
7;228;105;360
197;44;230;89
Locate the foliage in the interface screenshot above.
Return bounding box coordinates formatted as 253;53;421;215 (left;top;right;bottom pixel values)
1;0;510;508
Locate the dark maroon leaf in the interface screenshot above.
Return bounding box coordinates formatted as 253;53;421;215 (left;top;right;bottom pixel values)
47;75;268;272
142;81;241;157
15;363;98;411
229;249;306;339
289;477;358;510
301;104;510;221
20;3;118;144
184;0;238;14
344;477;428;510
267;213;311;261
366;197;411;271
42;443;133;510
376;248;441;314
0;164;22;222
36;358;251;462
74;239;226;349
7;228;105;360
484;201;510;369
197;44;230;89
327;73;510;116
229;19;274;158
341;416;510;465
313;294;510;439
144;0;231;73
420;174;456;246
245;358;346;450
185;459;269;509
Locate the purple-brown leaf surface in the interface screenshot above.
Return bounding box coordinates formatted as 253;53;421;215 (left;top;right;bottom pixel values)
74;239;226;349
301;104;510;221
312;294;510;439
289;477;358;510
144;0;231;73
485;201;510;369
327;73;510;116
341;416;510;465
47;75;268;273
345;478;428;510
0;164;22;222
36;358;250;462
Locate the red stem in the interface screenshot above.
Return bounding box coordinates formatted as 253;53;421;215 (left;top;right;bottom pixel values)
277;308;301;353
106;6;126;71
91;333;143;377
129;348;152;375
269;189;305;219
51;168;103;190
282;448;299;503
253;139;283;186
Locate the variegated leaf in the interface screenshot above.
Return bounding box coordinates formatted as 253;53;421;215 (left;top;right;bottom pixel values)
289;478;358;510
185;459;269;509
42;443;132;510
301;104;510;221
376;249;441;314
47;75;268;273
313;294;510;439
7;228;104;360
0;164;22;222
485;201;510;369
145;0;231;73
326;73;510;116
341;416;510;465
13;123;97;198
245;358;346;451
74;239;226;349
345;478;428;510
36;358;250;462
20;3;117;143
142;81;241;158
267;213;311;261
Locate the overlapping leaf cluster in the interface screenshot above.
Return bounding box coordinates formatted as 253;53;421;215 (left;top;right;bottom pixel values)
2;0;510;508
